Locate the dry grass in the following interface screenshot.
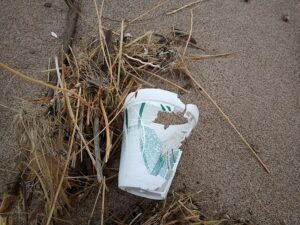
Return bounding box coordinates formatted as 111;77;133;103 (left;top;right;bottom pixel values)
0;18;214;225
110;192;245;225
0;2;266;224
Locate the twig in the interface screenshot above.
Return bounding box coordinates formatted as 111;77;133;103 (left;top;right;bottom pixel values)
100;177;106;225
124;53;160;68
166;0;202;15
183;9;194;56
186;52;234;60
93;115;103;182
47;58;51;81
117;20;124;86
41;68;60;73
100;99;112;162
69;46;80;81
54;56;63;88
76;124;96;165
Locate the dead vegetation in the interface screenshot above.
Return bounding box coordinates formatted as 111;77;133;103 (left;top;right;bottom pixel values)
110;192;249;225
0;1;267;224
0;16;215;225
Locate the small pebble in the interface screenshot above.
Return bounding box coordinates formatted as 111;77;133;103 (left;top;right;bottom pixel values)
51;32;58;39
282;14;289;22
44;2;52;8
